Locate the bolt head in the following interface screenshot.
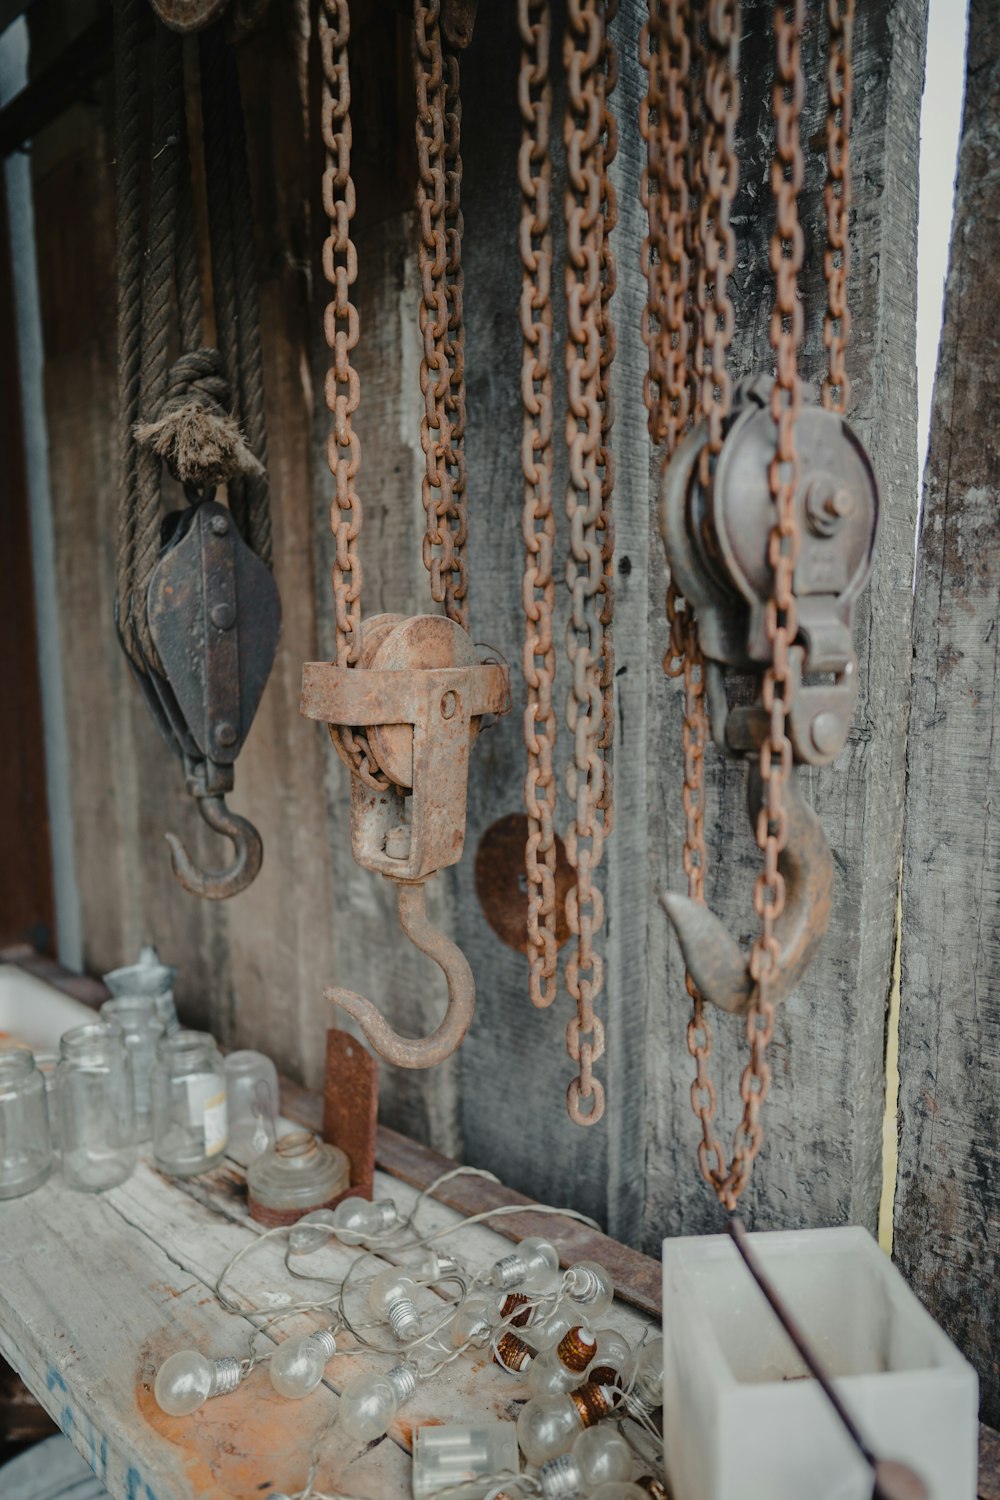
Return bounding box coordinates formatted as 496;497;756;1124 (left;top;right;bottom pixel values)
215;721;238;748
440;690;458;721
810;711;843;758
210;602;236;630
210;514;230;536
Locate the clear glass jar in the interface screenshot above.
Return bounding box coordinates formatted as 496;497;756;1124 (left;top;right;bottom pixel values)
223;1049;279;1157
32;1051;59;1152
152;1031;228;1177
57;1023;136;1192
0;1043;52;1199
100;997;164;1141
246;1130;350;1227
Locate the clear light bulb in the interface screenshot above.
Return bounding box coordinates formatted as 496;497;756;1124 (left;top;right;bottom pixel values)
268;1330;337;1399
154;1350;242;1416
565;1260;615;1320
632;1335;663;1408
515;1384;618;1465
588;1327;635;1388
450;1295;502;1349
528;1325;596;1396
490;1235;561;1293
330;1195;400;1245
537;1426;633;1497
288;1209;338;1254
405;1247;461;1281
367;1267;420;1340
339;1363;417;1443
529;1306;573;1351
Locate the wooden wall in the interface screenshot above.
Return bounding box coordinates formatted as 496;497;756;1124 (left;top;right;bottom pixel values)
21;0;927;1258
895;0;1000;1427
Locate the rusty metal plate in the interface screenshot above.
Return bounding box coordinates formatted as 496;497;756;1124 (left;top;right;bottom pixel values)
475;812;573;954
322;1028;378;1200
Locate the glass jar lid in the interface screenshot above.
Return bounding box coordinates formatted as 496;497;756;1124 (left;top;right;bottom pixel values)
246;1131;350;1210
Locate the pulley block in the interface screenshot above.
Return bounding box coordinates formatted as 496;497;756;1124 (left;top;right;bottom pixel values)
660;375;879;766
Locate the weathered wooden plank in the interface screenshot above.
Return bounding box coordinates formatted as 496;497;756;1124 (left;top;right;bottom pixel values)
894;0;1000;1429
642;0;926;1241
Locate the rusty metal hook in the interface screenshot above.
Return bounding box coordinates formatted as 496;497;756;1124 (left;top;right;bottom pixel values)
165;793;263;900
661;765;833;1014
325;879;475;1068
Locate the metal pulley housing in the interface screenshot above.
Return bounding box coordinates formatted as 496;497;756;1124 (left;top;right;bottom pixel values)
660;375;879;766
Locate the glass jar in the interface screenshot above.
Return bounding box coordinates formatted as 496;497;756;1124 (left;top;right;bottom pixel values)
0;1043;53;1198
152;1031;228;1177
223;1049;279;1157
246;1130;350;1227
100;997;164;1141
103;944;179;1034
57;1023;136;1192
32;1051;59;1152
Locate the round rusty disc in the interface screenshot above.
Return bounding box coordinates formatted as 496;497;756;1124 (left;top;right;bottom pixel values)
368;615;479;788
475;812;572;954
149;0;229;33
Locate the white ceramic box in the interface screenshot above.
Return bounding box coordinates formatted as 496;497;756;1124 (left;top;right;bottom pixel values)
661;1227;978;1500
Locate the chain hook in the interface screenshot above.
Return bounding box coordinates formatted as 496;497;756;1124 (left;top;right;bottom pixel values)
165;792;263;900
661;764;833;1015
325;880;475;1068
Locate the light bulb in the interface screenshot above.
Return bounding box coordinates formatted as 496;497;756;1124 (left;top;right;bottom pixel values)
631;1336;663;1408
565;1261;615;1320
339;1363;417;1443
490;1235;560;1293
330;1195;400;1245
515;1384;618;1465
367;1267;420;1340
154;1350;242;1416
536;1426;633;1497
492;1331;535;1373
268;1330;337;1399
529;1306;573;1351
450;1295;502;1349
528;1325;596;1396
405;1247;461;1281
588;1327;634;1389
288;1209;338;1254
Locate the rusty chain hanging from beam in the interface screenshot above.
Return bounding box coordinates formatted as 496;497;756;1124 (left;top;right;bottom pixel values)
644;0;864;1208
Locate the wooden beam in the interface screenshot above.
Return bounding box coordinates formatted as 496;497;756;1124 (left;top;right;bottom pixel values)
895;0;1000;1430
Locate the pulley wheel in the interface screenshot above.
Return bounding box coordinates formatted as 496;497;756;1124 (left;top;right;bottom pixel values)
367;615;480;789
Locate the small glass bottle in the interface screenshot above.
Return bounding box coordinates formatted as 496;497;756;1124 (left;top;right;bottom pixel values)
223;1049;279;1156
57;1023;136;1191
100;997;163;1141
0;1043;52;1198
103;944;179;1034
152;1031;228;1177
246;1130;350;1227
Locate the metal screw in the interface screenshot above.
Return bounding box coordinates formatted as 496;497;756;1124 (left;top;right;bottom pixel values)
215;721;238;748
210;515;230;536
210;602;236;630
440;691;457;720
385;825;411;860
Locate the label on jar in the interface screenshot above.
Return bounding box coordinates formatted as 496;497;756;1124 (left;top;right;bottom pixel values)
186;1074;229;1156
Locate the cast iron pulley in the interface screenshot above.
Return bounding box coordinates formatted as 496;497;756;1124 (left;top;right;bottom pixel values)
660;375;879;768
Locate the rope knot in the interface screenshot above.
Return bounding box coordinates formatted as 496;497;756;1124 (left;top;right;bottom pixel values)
134;346;264;488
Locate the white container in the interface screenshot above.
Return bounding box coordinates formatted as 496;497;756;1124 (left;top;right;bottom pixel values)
661;1227;977;1500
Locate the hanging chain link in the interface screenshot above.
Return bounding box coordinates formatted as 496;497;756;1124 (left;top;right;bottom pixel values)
644;0;840;1208
822;0;854;413
415;0;470;632
563;0;618;1127
320;0;391;791
518;0;559;1010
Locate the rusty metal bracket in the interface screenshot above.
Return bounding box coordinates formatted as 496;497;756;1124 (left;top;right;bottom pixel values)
301;614;509;1067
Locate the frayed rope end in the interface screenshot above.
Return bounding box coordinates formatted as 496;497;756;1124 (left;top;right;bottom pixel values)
134;402;264;488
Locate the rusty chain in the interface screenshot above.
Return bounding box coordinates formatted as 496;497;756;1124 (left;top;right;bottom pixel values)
644;0;843;1208
319;0;392;790
415;0;470;632
518;0;559;1010
562;0;618;1127
822;0;854;413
